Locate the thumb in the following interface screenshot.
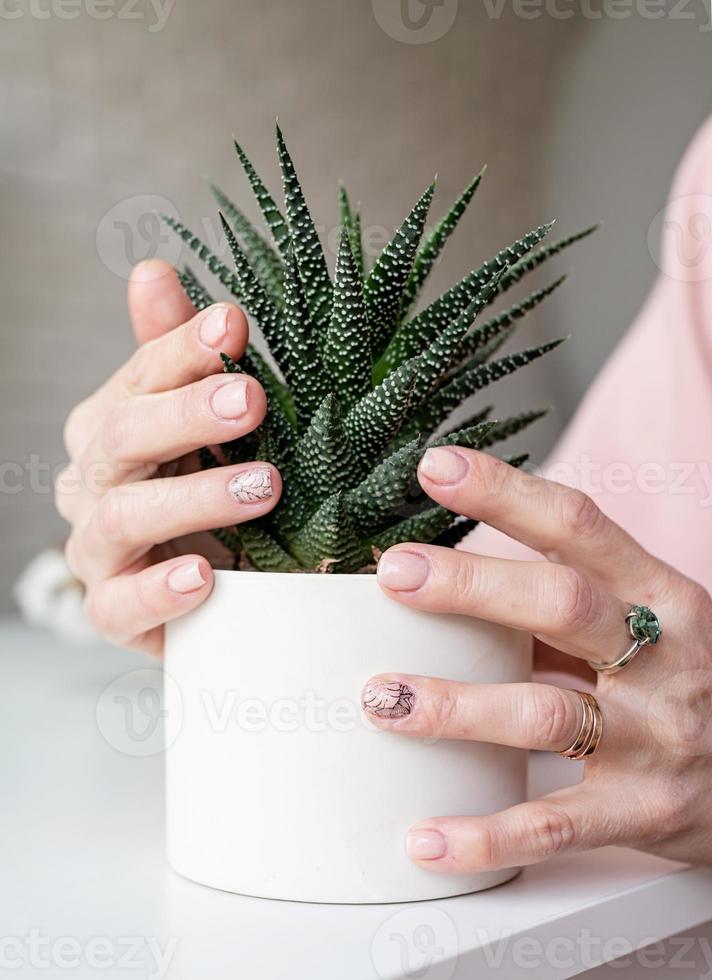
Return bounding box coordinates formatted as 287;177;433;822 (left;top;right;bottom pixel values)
128;259;197;346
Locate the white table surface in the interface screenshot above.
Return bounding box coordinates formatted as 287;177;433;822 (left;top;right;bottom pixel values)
3;616;712;980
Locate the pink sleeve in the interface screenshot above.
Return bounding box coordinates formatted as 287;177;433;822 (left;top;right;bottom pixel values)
467;115;712;592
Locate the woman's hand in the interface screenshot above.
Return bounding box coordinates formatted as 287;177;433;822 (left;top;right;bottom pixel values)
364;446;712;871
55;261;282;655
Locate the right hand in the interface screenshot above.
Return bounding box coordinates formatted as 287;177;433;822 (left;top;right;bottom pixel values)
55;260;282;656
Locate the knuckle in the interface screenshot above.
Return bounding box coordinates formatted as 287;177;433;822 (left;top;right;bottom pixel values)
529;687;579;748
102;403;130;460
480;454;513;496
63;403;89;458
54;465;78;521
64;532;85;582
453;556;479;602
96;489;128;544
431;689;462;737
522;803;577;858
559;489;603;540
83;588;112;638
124;343;153;394
553;567;597;632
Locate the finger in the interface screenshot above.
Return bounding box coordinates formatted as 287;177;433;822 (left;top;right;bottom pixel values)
66;462;281;584
361;676;619;752
405;785;634;873
64;302;248;460
128;260;196;344
377;545;629;663
85;555;213;653
417;447;675;601
77;373;267;486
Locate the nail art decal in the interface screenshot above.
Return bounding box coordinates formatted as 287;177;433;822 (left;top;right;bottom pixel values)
228;468;273;504
362;681;414;719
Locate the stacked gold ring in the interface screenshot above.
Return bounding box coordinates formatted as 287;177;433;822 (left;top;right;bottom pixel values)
559;690;603;760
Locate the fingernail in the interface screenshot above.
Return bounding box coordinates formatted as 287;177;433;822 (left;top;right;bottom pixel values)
362;680;414;719
420;447;469;486
167;560;206;594
211;378;249;420
377;551;429;591
199;305;229;349
406;829;447;861
228;467;273;504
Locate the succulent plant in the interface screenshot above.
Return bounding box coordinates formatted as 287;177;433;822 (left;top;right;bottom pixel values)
164;125;594;573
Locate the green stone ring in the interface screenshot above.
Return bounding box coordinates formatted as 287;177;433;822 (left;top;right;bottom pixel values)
588;604;662;675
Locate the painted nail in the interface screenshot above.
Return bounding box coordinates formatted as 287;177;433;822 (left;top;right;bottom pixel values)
362;680;414;719
377;551;429;592
420;447;469;486
228;468;273;504
167;560;206;595
199;305;229;349
211;378;249;420
406;829;447;861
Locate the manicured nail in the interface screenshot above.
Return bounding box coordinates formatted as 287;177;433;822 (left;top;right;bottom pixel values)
167;560;206;595
362;680;414;719
199;305;229;349
228;468;273;504
406;829;447;861
377;551;429;591
420;447;469;486
211;377;248;420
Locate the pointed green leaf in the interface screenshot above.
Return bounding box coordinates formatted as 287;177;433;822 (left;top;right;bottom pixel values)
365;181;435;358
344;355;421;466
456;276;566;363
493;225;598;299
478;409;549;449
322;229;371;411
233;138;291;257
433;517;478;549
288;493;370;572
379;222;553;374
210;182;284;305
399;168;485;321
372;505;455;551
162;216;244;300
344;437;421;536
339;183;365;281
276;124;332;334
210;525;242;558
281;246;330;429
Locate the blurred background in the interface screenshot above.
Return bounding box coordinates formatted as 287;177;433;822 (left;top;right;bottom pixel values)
1;0;711;612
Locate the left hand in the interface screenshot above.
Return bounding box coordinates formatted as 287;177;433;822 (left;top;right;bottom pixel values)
363;446;712;872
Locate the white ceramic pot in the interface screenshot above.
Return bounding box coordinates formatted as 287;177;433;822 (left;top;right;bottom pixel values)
164;569;531;904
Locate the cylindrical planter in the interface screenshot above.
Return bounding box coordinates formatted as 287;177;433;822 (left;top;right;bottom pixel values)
164;570;531;904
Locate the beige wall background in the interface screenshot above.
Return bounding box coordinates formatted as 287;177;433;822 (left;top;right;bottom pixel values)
1;0;710;610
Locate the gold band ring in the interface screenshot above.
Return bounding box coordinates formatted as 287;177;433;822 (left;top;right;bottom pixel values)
559;690;603;761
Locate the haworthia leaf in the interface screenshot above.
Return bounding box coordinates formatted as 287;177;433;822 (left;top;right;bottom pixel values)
209;182;284;305
177;266;214;310
365;181;435;359
455;276;566;363
233;138;291;257
339;183;365;282
219;213;287;367
379;222;552;375
281;246;330;429
433;517;478;549
371;505;455;551
240;524;300;572
210;525;242;558
478;409;549;449
288;493;370;572
344;437;421;536
415;338;566;435
493;225;598;299
399;168;485;322
344;355;421;467
322;229;371;411
276;124;332;335
162;216;243;301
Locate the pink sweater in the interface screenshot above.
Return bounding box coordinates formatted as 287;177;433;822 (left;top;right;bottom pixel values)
470;115;712;592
